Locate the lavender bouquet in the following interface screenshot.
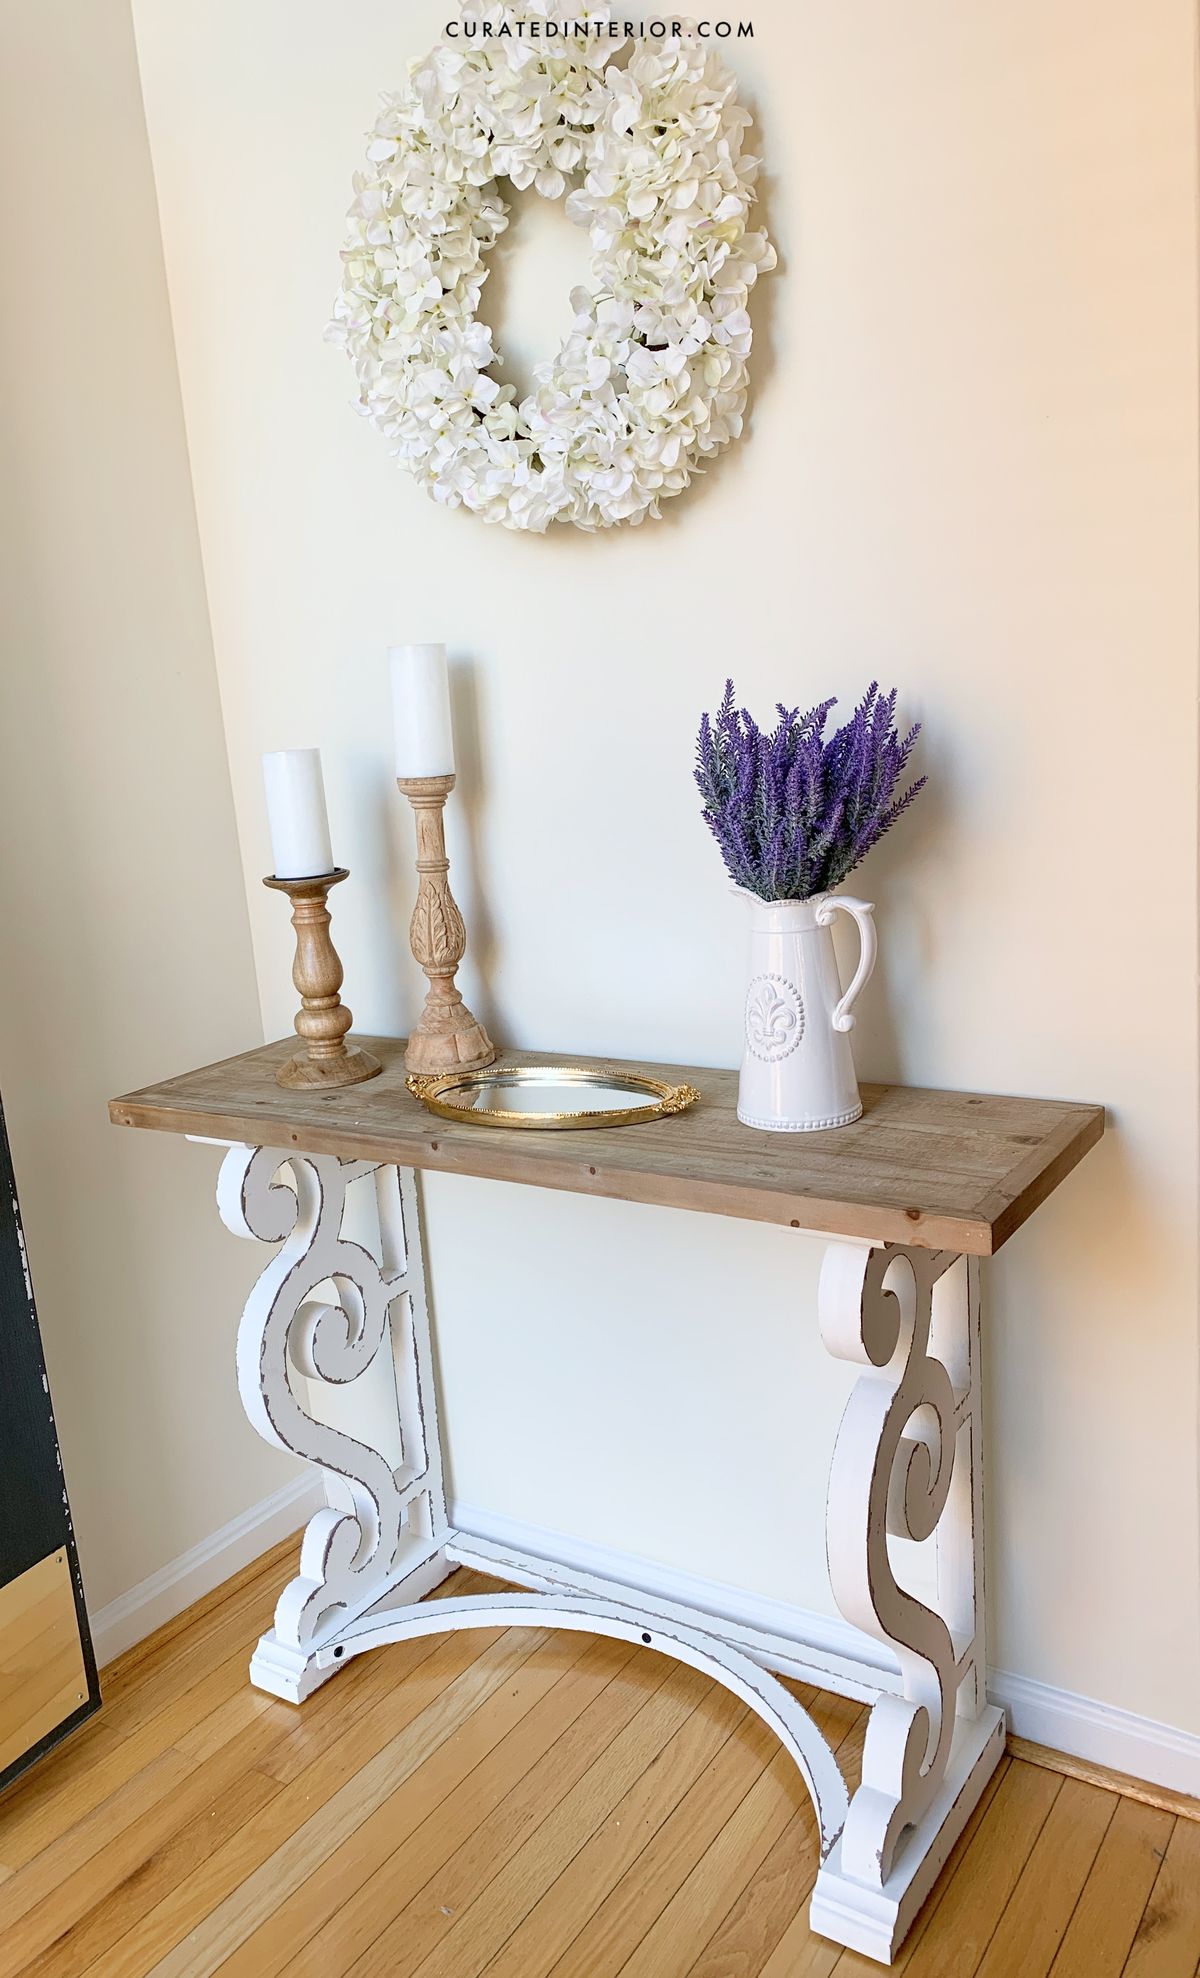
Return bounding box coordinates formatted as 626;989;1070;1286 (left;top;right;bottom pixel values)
695;682;926;902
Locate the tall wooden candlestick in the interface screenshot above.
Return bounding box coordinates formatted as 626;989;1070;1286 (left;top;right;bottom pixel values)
396;774;495;1075
263;869;381;1090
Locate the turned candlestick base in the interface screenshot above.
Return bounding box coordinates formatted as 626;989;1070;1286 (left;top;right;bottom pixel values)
263;869;382;1091
396;774;495;1077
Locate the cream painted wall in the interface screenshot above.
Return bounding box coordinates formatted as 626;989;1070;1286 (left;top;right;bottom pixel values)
0;0;295;1613
130;0;1200;1731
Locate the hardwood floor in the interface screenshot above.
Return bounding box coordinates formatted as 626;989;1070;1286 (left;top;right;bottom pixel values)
0;1539;1196;1977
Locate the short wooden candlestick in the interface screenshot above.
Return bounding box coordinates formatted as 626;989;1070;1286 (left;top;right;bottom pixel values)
396;774;496;1076
263;869;382;1091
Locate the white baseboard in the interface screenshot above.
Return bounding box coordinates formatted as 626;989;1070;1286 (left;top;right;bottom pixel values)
451;1498;1200;1802
90;1473;323;1669
987;1667;1200;1797
453;1497;900;1682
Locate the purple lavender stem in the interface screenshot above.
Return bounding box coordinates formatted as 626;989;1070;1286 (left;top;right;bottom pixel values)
694;681;926;901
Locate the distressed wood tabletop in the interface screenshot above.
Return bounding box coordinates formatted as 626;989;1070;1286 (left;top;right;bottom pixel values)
110;1036;1103;1255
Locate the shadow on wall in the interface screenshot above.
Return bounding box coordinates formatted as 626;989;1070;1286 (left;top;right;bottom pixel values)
841;703;961;1091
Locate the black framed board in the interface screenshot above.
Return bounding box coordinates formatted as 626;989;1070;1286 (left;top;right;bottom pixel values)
0;1097;100;1792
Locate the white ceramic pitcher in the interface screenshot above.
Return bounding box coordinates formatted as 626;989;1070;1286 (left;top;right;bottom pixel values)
736;891;877;1132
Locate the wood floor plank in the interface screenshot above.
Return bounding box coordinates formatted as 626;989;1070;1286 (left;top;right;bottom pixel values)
17;1765;280;1978
0;1567;301;1872
173;1638;388;1777
549;1689;862;1978
284;1637;664;1978
4;1667;388;1978
682;1698;869;1978
29;1570;475;1973
5;1542;1197;1978
211;1627;612;1978
686;1805;826;1978
351;1660;709;1978
176;1570;497;1784
27;1533;480;1901
479;1677;754;1978
0;1750;195;1967
84;1624;512;1978
760;1933;842;1978
973;1777;1115;1978
7;1607;500;1971
0;1721;125;1872
141;1627;542;1978
0;1641;254;1873
616;1742;809;1978
550;1710;782;1978
887;1760;1062;1978
11;1621;446;1946
1122;1815;1200;1977
1046;1797;1175;1978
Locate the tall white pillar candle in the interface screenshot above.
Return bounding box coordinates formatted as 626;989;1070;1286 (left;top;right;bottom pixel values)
262;748;335;878
389;643;455;779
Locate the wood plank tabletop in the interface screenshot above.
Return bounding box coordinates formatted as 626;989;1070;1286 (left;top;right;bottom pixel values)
109;1037;1103;1255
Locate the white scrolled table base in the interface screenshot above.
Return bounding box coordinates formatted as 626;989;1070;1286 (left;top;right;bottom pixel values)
211;1140;1003;1966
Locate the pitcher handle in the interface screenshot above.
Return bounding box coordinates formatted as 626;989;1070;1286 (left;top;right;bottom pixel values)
815;896;877;1032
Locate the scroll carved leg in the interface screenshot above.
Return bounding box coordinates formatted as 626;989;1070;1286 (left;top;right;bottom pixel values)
810;1241;1006;1964
217;1145;451;1700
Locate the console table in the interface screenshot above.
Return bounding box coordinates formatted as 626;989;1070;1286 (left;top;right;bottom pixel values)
110;1037;1102;1964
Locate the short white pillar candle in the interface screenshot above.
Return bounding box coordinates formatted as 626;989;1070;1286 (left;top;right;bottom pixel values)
389;643;455;779
262;748;335;878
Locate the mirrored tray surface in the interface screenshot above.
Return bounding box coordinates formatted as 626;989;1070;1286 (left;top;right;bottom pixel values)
405;1065;700;1130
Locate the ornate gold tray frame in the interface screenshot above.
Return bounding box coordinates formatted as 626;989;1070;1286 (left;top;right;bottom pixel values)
405;1065;700;1131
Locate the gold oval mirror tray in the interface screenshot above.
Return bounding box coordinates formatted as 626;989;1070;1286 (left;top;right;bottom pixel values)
405;1066;701;1130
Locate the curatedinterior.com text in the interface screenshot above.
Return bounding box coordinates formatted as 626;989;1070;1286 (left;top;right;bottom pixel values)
446;18;755;38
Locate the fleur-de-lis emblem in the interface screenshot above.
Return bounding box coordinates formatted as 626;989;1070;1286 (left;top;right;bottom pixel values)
746;975;805;1062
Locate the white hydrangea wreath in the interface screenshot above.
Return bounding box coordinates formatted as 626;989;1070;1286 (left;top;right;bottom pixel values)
328;3;775;532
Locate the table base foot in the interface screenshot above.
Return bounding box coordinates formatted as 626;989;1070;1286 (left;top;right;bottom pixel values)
809;1704;1006;1963
249;1544;456;1703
